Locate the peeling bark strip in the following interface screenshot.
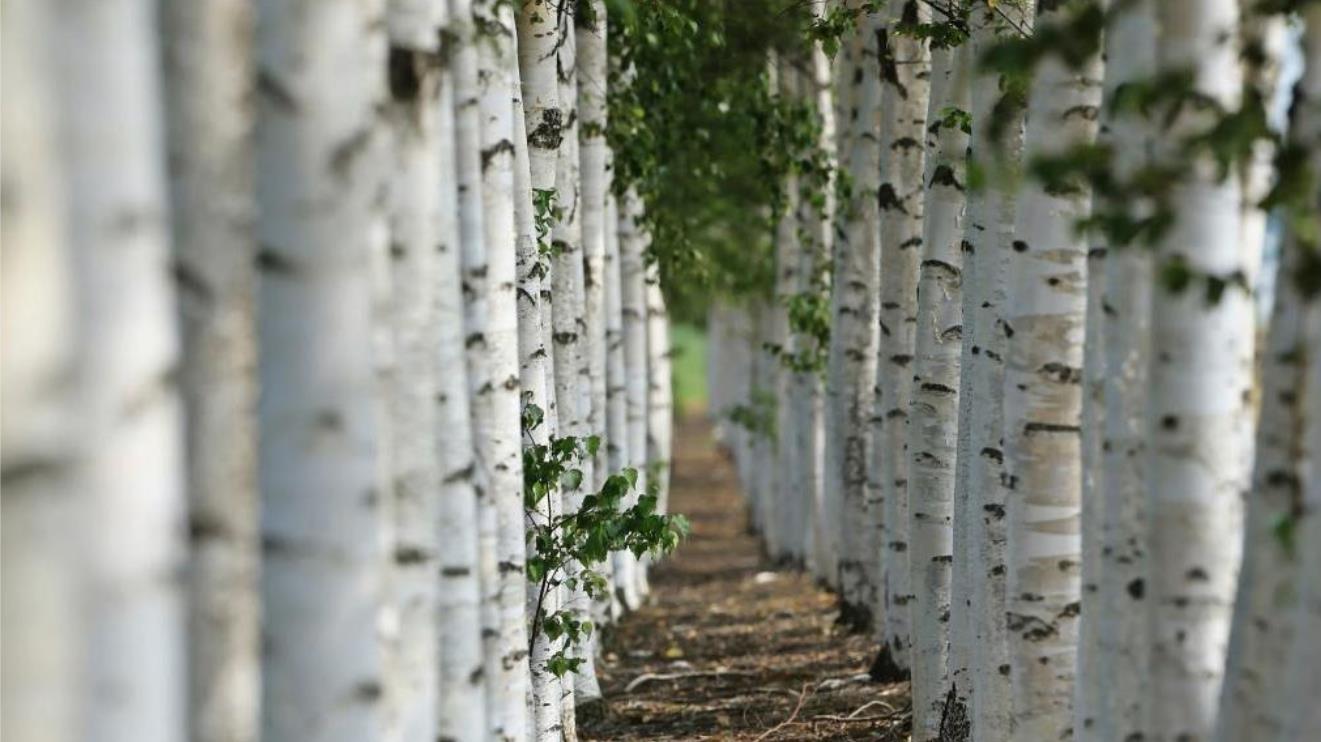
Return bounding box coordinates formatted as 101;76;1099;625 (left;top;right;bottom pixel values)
1001;2;1102;739
255;1;386;739
909;40;971;742
829;6;879;626
1146;2;1253;739
875;0;932;672
160;0;260;739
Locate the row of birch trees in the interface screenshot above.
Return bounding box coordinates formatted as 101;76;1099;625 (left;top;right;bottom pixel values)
710;0;1321;740
1;1;680;742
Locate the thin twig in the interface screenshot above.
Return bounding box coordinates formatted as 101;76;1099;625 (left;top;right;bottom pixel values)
623;669;757;693
753;683;811;741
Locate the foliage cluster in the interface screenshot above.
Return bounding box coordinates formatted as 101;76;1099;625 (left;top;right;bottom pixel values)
521;400;689;677
605;0;833;323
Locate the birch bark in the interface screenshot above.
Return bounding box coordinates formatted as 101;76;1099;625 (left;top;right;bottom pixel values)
255;1;387;739
381;8;446;739
1;6;80;739
1084;4;1156;740
1218;9;1320;740
958;6;1035;738
647;270;675;517
772;55;802;561
1146;2;1253;737
55;1;188;739
832;12;882;623
160;1;259;739
455;0;531;736
908;39;971;742
1001;3;1101;737
514;4;570;733
874;0;932;675
434;20;490;738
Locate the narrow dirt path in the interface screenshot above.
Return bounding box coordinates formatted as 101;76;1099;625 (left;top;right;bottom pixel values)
581;414;911;740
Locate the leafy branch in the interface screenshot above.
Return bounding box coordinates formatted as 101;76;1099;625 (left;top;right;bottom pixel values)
522;401;689;677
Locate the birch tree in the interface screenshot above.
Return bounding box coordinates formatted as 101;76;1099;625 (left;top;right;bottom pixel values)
1218;8;1321;739
515;3;570;733
907;38;971;742
873;0;933;676
1087;3;1155;739
552;6;598;724
255;0;389;737
604;188;632;620
619;186;652;610
382;5;445;738
453;0;531;736
52;1;188;739
434;18;490;737
771;55;803;562
1;5;81;739
647;268;675;517
577;0;617;694
1145;2;1254;737
999;3;1102;738
830;11;882;621
953;6;1036;737
580;0;611;497
159;1;259;740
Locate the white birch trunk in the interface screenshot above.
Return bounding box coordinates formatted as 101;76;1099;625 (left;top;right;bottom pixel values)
382;9;445;739
605;190;633;620
511;26;570;742
1277;258;1321;740
255;0;386;739
514;4;571;734
647;270;675;517
434;24;490;738
958;6;1036;738
832;14;882;622
771;55;801;560
1217;208;1314;742
806;9;838;572
1218;9;1321;740
159;0;259;739
1080;4;1156;740
1146;2;1252;738
1001;3;1102;737
576;1;616;693
551;9;594;728
908;39;971;742
54;1;187;739
874;0;933;675
620;187;651;611
454;0;531;736
580;0;610;492
1;5;81;739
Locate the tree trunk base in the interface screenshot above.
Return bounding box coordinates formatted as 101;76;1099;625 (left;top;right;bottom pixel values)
937;683;971;741
575;697;608;726
835;599;873;634
868;643;910;683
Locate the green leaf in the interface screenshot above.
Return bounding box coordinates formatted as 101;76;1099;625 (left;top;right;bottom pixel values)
562;468;584;491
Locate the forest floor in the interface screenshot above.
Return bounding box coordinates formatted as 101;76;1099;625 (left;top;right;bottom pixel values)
580;413;912;740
